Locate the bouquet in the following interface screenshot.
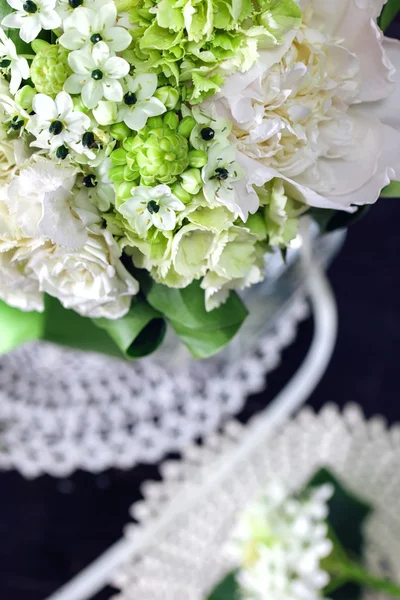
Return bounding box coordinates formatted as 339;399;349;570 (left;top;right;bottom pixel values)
0;0;399;359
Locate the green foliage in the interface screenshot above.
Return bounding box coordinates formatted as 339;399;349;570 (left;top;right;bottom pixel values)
379;0;400;31
207;572;240;600
380;180;400;198
141;275;248;358
0;300;44;354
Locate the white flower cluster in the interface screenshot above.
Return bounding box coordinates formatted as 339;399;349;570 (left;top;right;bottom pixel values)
226;483;334;600
0;0;399;322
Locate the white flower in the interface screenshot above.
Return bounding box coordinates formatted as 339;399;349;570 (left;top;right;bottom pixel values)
86;158;115;212
0;188;44;312
225;482;334;600
2;0;61;43
6;157;91;250
0;129;19;185
211;0;400;212
118;185;185;237
27;228;139;319
117;74;166;131
0;92;30;134
202;143;259;220
0;28;29;95
201;225;264;311
55;0;111;21
59;4;131;52
27;91;90;153
64;42;130;109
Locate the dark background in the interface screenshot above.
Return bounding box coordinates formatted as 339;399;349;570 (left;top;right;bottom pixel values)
1;21;400;600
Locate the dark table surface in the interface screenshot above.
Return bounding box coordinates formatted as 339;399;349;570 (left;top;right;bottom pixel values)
2;21;400;600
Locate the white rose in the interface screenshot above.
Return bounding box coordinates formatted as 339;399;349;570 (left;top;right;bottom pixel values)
210;0;400;212
27;229;139;319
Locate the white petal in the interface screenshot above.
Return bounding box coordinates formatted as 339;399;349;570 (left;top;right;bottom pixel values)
1;13;25;29
68;48;93;74
153;207;176;231
59;28;88;51
19;16;42;43
103;78;123;102
101;2;117;28
39;10;61;30
82;79;103;109
6;0;24;10
55;91;74;119
104;56;130;79
32;94;57;119
16;56;30;79
104;27;132;52
64;73;87;94
9;68;22;96
38;186;88;250
91;40;111;66
134;72;158;100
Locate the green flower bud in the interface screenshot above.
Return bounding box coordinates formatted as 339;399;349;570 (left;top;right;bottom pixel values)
147;116;164;129
114;0;136;10
163;111;179;130
15;85;36;111
72;97;89;114
188;149;207;168
154;86;180;110
110;122;132;141
31;39;50;54
31;45;72;96
178;116;196;138
109;165;126;183
245;212;268;241
170;182;193;204
110;147;128;166
180;168;202;195
136;126;189;184
115;181;134;207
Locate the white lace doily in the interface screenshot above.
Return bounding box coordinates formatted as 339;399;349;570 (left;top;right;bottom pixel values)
0;296;308;478
112;404;400;600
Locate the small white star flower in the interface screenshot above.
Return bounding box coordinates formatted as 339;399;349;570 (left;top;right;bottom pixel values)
118;74;166;131
203;143;246;213
55;0;110;21
59;4;131;53
64;42;130;109
2;0;62;43
27;91;90;154
118;185;185;237
0;28;29;95
0;93;30;134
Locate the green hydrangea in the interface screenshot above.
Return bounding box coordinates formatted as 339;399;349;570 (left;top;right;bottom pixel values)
257;179;305;247
110;114;190;186
123;0;302;103
30;44;72;96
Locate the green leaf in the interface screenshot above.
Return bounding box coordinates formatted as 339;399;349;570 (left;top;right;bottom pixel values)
380;180;400;198
0;300;44;354
307;468;372;600
379;0;400;31
0;0;11;21
207;572;240;600
94;297;166;358
43;295;166;359
308;206;370;234
142;276;248;359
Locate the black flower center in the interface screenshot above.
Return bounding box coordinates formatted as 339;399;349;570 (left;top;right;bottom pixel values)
68;0;83;7
83;174;97;188
214;167;229;181
82;131;97;149
201;127;215;141
10;116;24;130
90;33;102;44
56;145;69;160
0;59;11;68
91;69;103;81
49;120;63;135
147;200;160;214
124;92;137;106
23;0;38;13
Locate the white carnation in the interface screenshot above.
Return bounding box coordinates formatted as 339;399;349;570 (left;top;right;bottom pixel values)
210;0;400;212
26;229;139;319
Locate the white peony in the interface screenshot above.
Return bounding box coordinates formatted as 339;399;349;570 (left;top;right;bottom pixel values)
26;228;139;319
6;157;92;250
209;0;400;212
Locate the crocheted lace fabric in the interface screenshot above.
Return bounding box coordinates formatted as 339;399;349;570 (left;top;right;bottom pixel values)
112;405;400;599
0;230;344;477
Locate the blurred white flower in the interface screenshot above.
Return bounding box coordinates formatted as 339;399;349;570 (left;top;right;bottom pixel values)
226;482;334;600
